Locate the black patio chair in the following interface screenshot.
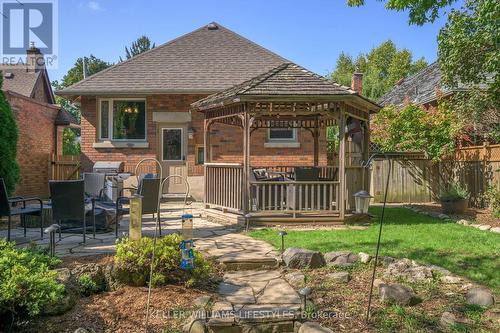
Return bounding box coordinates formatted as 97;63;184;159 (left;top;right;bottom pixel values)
115;177;161;237
49;179;94;243
83;172;106;200
0;178;43;241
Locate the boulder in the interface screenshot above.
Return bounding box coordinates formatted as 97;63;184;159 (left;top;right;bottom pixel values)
324;251;357;267
282;248;325;269
326;272;350;283
193;295;212;308
382;256;395;267
42;268;79;315
384;258;433;283
457;219;471;226
490;227;500;233
438;213;450;220
478;225;492;231
379;283;420;306
373;279;385;289
428;265;451;276
103;263;122;291
71;263;106;292
298;321;333;333
358;252;371;263
284;271;306;288
439;311;471;329
466;288;495;307
440;275;462;284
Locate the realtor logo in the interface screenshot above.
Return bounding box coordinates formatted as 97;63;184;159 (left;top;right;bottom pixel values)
1;0;58;68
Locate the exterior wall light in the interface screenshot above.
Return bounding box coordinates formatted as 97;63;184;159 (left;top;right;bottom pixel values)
353;190;373;214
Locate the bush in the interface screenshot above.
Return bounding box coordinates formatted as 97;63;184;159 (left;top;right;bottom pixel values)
440;182;469;202
0;240;64;324
78;273;99;296
485;185;500;218
114;234;212;288
0;75;20;195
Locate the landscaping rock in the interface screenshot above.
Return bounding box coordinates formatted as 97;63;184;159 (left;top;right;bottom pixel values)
42;268;79;315
358;252;371;263
103;263;121;291
194;295;212;308
379;283;420;305
71;263;106;291
327;272;350;283
324;251;357;267
478;225;492;231
384;258;433;283
490;227;500;233
428;265;451;276
283;248;325;269
298;321;333;333
457;219;471;226
74;328;91;333
466;288;495;307
285;271;306;288
373;279;385;289
438;213;450;220
439;311;457;329
184;317;207;333
441;275;462;284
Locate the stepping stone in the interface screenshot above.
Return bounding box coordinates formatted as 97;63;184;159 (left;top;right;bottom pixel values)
236;304;299;323
218;282;256;304
208;301;235;326
218;253;278;271
257;279;301;304
224;270;282;283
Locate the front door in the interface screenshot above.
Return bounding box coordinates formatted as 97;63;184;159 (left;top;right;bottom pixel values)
158;125;188;195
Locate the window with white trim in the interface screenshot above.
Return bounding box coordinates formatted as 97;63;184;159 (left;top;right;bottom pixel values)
268;128;297;141
99;99;146;140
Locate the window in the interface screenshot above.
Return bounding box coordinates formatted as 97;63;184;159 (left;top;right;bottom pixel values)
162;128;183;161
268;128;297;141
195;146;204;165
99;99;146;140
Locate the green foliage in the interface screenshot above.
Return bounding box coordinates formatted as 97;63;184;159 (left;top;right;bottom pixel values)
114;234;212;288
438;0;499;101
59;55;112;88
0;239;64;321
440;181;469;202
371;102;461;160
121;35;155;61
62;128;80;155
0;75;20;195
347;0;458;25
485;185;500;218
78;273;99;296
329;40;428;100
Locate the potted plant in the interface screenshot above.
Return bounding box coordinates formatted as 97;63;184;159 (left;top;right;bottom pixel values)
440;182;469;214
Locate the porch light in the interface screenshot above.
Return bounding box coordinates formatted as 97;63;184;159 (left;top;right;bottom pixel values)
187;127;195;139
353;190;373;214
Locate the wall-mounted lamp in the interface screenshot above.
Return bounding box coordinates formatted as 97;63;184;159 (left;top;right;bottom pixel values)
187;127;195;139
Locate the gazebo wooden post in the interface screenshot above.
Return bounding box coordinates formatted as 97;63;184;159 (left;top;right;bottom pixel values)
339;105;346;219
313;116;319;166
241;110;251;214
363;120;371;190
203;118;212;208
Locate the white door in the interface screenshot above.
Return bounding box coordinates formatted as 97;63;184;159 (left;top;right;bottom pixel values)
159;125;188;195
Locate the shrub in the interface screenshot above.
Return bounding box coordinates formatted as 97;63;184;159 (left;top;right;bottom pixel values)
0;239;64;324
485;185;500;218
114;234;212;287
78;273;99;296
0;74;20;195
440;182;469;202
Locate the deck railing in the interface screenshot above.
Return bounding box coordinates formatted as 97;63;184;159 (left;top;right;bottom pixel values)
253;165;339;180
205;163;244;211
249;180;340;213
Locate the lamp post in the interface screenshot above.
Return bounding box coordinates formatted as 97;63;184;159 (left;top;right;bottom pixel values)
129;194;143;240
278;230;287;254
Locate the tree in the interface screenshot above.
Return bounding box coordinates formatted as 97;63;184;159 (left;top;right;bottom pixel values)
120;36;155;61
0;74;20;195
329;40;428;100
438;0;499;100
347;0;458;25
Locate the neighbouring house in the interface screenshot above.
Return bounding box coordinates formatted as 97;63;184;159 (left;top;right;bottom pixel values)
2;46;78;197
58;22;378;212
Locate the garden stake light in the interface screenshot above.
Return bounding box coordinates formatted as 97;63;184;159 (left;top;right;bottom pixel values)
299;287;312;312
278;230;287;254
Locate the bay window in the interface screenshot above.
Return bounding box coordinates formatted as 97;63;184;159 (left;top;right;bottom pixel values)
99;99;146;140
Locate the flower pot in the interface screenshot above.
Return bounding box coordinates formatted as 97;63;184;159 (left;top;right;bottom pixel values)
441;198;468;214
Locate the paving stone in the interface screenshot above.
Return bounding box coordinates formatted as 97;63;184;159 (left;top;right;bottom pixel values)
218;282;256;304
298;322;333;333
209;301;235;326
224;270;281;283
236;304;299;323
284;271;306;288
257;279;301;304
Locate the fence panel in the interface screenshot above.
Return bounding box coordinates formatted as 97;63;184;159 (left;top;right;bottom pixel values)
49;154;80;181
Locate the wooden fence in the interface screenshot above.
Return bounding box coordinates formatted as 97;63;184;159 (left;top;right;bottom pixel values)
370;143;500;208
49;154;81;181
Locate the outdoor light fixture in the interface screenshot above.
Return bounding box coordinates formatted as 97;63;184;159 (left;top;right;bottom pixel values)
353;190;373;214
299;287;312;311
187;127;195;139
278;230;287;254
129;194;143;240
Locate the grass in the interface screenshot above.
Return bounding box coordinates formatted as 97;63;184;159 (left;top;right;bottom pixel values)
249;207;500;292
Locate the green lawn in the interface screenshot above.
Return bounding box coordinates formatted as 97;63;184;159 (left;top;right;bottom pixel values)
249;207;500;292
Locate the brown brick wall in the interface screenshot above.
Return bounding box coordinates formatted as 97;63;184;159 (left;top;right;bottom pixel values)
80;94;328;177
7;92;60;198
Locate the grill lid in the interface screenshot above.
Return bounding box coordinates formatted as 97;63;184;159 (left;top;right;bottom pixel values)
93;161;124;173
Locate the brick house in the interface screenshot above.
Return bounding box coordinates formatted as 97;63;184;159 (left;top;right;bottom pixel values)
58;22;370;200
2;46;77;197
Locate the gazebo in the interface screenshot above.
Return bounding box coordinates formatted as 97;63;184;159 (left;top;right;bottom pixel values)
191;63;380;225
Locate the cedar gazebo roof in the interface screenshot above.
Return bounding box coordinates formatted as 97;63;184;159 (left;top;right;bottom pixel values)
191;63;381;112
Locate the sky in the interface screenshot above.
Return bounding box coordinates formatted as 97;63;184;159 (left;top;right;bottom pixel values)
51;0;455;82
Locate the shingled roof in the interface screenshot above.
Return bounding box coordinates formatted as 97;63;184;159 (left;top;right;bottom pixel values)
57;22;288;96
1;66;54;103
191;63;381;111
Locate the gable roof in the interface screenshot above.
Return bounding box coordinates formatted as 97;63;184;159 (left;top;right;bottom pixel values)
57;22;289;96
1;66;55;103
191;63;381;111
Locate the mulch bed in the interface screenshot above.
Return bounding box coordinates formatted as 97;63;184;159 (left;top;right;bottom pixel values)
408;203;500;228
21;255;217;333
